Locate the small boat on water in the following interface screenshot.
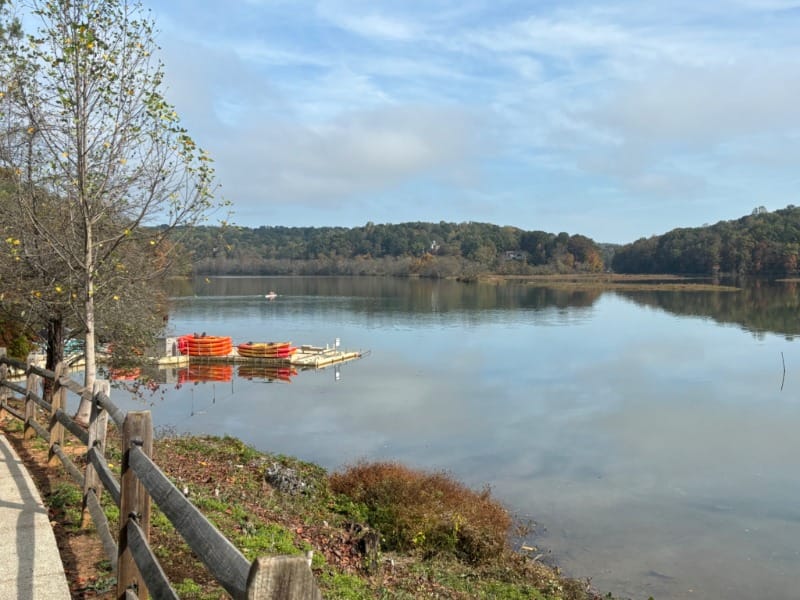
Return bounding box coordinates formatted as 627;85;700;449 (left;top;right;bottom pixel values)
178;334;234;357
265;291;277;300
237;341;297;359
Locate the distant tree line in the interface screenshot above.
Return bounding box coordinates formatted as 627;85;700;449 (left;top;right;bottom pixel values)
612;205;800;276
178;222;605;277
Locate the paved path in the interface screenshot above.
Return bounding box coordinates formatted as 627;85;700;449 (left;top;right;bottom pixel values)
0;433;71;600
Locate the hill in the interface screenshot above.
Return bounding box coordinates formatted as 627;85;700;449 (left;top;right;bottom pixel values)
612;205;800;276
178;222;604;277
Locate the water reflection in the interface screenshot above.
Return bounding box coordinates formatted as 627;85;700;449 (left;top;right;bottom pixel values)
616;280;800;338
110;362;303;385
170;276;800;338
177;364;234;383
237;364;297;383
168;276;602;314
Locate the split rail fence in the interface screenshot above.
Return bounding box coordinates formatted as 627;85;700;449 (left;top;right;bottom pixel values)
0;349;322;599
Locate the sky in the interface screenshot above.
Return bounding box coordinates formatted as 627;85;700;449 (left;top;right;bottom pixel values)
143;0;800;243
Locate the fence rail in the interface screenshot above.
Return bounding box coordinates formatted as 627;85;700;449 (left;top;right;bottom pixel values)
0;349;322;599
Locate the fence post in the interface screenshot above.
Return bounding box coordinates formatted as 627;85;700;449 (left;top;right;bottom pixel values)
82;379;110;528
48;361;68;466
117;411;153;600
0;348;7;420
246;555;323;600
24;354;40;440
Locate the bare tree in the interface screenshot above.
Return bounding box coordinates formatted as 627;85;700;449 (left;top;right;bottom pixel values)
1;0;220;423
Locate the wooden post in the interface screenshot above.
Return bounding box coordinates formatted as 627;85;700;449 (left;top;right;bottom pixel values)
117;411;153;600
0;348;8;420
246;555;323;600
48;361;68;466
82;379;110;528
24;354;40;440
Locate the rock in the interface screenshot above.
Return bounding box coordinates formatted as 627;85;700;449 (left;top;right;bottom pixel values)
264;462;312;495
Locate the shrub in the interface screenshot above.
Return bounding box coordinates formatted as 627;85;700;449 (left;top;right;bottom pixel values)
329;462;511;564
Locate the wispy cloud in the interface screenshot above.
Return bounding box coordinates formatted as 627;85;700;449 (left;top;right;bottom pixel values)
147;0;800;240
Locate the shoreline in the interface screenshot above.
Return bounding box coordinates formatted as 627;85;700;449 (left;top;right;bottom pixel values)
0;415;620;600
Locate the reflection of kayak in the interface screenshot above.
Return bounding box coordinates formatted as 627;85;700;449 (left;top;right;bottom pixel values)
178;334;233;356
178;364;234;382
238;365;297;382
237;342;297;359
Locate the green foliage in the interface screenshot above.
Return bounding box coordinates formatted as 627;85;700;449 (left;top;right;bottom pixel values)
317;570;373;599
47;482;83;528
5;332;33;359
613;204;800;276
177;222;604;276
330;493;370;523
234;521;307;561
48;482;83;510
173;578;219;600
329;462;511;564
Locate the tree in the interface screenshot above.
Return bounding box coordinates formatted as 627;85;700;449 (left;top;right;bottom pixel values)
0;0;219;423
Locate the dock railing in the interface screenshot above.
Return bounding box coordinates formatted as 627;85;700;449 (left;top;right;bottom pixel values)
0;348;322;599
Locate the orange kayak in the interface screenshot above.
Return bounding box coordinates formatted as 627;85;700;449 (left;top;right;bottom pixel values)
178;334;233;356
237;342;297;359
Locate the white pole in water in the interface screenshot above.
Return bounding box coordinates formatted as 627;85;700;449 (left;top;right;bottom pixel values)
334;337;340;348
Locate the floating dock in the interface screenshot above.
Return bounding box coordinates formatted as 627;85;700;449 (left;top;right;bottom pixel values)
10;339;364;374
177;344;363;369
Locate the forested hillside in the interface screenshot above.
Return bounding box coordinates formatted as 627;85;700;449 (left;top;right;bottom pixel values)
612;205;800;276
178;222;604;277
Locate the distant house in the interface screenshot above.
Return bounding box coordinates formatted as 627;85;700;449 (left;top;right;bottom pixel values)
503;250;527;261
430;240;441;253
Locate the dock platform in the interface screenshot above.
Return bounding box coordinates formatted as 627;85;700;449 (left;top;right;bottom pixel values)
186;346;363;369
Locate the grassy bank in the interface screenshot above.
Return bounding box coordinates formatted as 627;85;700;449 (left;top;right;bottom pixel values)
0;417;620;599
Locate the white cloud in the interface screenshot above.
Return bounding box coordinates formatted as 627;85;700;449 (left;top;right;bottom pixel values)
213;105;478;212
144;0;800;239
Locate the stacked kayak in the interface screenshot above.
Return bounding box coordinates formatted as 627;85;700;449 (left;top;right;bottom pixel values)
178;334;233;356
237;341;297;359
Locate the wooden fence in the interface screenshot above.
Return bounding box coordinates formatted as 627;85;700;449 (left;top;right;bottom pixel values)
0;349;322;600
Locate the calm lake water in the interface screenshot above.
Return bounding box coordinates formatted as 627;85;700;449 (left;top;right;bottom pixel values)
108;276;800;600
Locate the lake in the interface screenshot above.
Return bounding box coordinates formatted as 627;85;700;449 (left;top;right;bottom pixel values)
108;276;800;600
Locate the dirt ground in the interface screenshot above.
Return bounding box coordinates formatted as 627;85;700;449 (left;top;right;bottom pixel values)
1;417;114;598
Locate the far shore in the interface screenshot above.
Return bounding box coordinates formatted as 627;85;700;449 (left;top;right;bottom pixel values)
476;272;741;292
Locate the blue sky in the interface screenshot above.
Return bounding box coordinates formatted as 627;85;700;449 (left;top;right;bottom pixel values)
146;0;800;243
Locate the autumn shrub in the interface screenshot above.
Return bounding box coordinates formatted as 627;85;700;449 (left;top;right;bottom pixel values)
329;461;511;564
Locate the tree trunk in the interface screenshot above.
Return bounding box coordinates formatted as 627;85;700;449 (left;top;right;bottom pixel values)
74;283;96;426
44;315;64;404
74;218;96;426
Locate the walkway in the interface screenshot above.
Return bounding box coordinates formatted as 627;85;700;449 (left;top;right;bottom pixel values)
0;433;71;600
